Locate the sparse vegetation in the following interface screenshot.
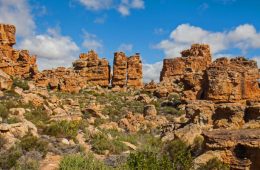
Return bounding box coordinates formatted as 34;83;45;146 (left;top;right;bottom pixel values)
127;151;172;170
59;153;109;170
12;78;30;90
163;140;193;170
198;158;230;170
44;120;80;139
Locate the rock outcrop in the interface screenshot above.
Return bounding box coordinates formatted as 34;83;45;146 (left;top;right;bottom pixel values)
112;52;128;87
203;129;260;170
160;44;212;100
112;52;143;88
73;50;110;87
127;54;143;88
35;51;111;93
0;69;12;90
160;44;211;82
0;24;38;79
205;57;260;102
159;44;260;102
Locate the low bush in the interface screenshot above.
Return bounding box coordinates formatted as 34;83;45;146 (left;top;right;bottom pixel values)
91;132;128;154
0;103;9;119
0;146;23;169
127;151;172;170
59;153;109;170
44;120;80;139
19;134;48;156
198;158;230;170
12;78;30;90
163;140;193;170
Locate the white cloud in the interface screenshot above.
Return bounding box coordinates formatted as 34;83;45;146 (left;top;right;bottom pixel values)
0;0;35;37
82;31;103;51
143;62;163;83
118;43;133;52
78;0;113;10
78;0;145;16
0;0;80;70
19;28;79;60
156;24;260;60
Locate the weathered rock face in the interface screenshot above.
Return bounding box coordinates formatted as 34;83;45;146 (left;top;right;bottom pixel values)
112;52;128;87
0;24;38;78
0;24;16;46
160;44;211;82
205;57;260;102
160;44;212;100
73;50;110;87
203;129;260;170
0;69;12;90
159;44;260;102
112;52;143;88
35;51;111;93
127;54;143;88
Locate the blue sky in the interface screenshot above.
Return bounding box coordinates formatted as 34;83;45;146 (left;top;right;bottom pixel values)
0;0;260;82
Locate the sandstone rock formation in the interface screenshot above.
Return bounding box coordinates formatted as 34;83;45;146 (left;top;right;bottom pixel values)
127;54;143;88
160;44;211;82
203;129;260;170
205;57;260;102
0;24;38;78
0;69;12;90
112;52;143;88
35;51;111;93
112;52;128;87
160;44;212;100
73;50;110;87
159;44;260;102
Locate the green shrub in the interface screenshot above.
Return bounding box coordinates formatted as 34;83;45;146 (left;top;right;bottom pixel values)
25;107;49;128
12;78;30;90
14;156;39;170
0;146;23;169
91;132;128;154
59;154;109;170
0;103;9;119
127;151;172;170
198;158;230;170
19;134;48;156
164;140;193;170
44;120;80;139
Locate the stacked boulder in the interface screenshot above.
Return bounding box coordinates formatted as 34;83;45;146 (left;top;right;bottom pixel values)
112;52;143;88
0;24;38;79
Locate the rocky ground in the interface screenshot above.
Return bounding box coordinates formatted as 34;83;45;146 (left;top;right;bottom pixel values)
0;78;259;170
0;23;260;170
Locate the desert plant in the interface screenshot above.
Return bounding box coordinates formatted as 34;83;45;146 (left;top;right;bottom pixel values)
59;153;109;170
44;120;80;139
12;78;30;90
0;103;9;119
127;151;172;170
0;146;23;169
163;140;193;170
197;158;230;170
91;132;128;154
19;134;48;156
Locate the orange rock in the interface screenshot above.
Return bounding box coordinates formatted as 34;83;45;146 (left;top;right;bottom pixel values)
127;53;143;88
112;52;128;87
0;24;38;78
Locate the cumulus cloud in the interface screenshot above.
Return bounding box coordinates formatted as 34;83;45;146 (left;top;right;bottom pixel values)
82;31;103;52
19;28;79;60
78;0;113;10
143;62;163;83
78;0;145;16
118;43;133;52
156;24;260;60
0;0;35;37
0;0;80;70
252;56;260;67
